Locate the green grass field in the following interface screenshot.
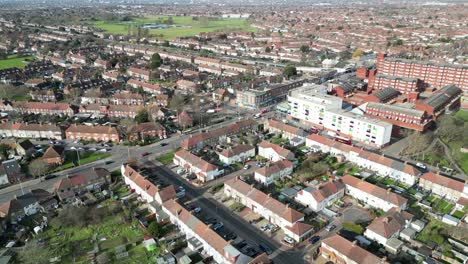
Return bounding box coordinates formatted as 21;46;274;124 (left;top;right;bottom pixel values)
92;16;255;39
0;55;33;70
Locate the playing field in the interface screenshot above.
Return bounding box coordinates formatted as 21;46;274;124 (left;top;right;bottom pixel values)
0;55;33;70
92;16;256;39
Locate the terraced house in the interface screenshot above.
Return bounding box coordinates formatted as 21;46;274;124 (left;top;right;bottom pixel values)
162;199;254;264
174;150;223;182
306;134;421;185
341;175;407;212
181;119;257;150
0;122;63;140
224;178;314;242
0;101;76;116
65;124;120;142
320;235;388;264
418;172;467;202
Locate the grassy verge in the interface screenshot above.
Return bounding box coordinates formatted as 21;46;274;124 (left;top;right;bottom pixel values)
156;151;174;165
53;151;111;172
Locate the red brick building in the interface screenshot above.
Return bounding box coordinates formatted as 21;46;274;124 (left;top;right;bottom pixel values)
373;75;423;94
364;102;433;131
376;53;468;92
365;87;400;103
414;84;462;119
127;122;166;141
42;145;65;166
66;125;120;142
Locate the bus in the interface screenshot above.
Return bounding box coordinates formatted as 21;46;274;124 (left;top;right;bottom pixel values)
334;136;351;145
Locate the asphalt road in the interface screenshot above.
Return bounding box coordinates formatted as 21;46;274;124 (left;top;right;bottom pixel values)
142;159;306;264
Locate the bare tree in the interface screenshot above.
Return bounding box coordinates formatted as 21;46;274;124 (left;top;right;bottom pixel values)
28;159;49;178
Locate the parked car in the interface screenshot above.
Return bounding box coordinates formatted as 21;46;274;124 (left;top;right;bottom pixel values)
259;243;273;255
308;236;320;244
213;222;224;231
160;143;168;147
44;174;57;180
141;152;151;157
243;164;250;170
325;224;336;232
416;162;427;170
193;207;202;214
283;236;295;245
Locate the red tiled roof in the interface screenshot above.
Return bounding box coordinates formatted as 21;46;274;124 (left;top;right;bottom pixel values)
322;235;387;264
366;208;413;238
219;144;255;158
225;178;304;224
341;175;407;206
420;172;465;192
175;150;218;173
255;159;293;177
258;141;294;160
284;222;313;236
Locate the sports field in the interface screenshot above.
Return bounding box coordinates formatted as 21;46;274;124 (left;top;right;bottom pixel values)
0;55;33;70
92;16;255;39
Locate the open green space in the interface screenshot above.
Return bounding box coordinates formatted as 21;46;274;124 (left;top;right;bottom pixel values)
54;151;111;171
0;55;33;70
156;151;174;165
92;16;255;39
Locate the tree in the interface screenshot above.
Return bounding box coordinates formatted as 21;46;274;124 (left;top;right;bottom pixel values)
300;45;310;53
169;95;187;111
135;108;149;124
283;64;297;78
352;48;363;59
150;53;162;69
265;46;271;53
96;253;110;264
147;222;162;238
436;115;464;142
28;159;49;178
0;144;11;160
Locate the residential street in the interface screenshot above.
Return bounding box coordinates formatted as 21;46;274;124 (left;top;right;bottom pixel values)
0;113;255;203
142;158;307;264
